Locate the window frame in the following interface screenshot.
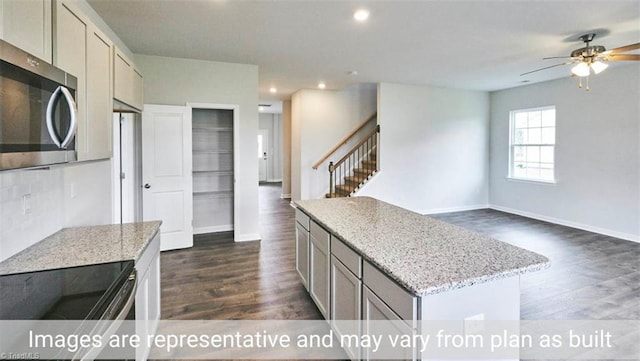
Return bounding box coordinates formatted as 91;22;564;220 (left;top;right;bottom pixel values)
508;105;557;184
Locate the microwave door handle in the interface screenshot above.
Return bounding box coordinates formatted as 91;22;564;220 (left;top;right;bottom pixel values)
45;86;63;147
59;86;78;149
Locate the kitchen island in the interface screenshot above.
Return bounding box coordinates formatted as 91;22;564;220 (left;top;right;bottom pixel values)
294;197;549;360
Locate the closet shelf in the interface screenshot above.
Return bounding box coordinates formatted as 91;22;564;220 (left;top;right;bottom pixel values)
193;190;233;198
192;127;233;132
193;170;233;175
193;150;233;154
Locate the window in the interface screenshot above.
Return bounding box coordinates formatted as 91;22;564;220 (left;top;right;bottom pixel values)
509;106;556;182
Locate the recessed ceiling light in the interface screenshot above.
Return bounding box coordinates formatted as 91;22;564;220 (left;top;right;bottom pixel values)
353;9;369;22
348;70;359;76
318;82;326;89
269;87;277;93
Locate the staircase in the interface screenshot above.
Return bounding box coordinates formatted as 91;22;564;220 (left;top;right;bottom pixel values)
328;142;377;198
312;113;379;198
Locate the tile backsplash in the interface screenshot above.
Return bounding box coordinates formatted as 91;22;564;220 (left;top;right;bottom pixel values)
0;167;64;261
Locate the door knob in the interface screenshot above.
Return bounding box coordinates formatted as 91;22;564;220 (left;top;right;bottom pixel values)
144;184;151;189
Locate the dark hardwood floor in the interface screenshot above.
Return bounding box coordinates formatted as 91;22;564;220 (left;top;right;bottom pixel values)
161;184;639;321
160;183;322;320
431;209;639;320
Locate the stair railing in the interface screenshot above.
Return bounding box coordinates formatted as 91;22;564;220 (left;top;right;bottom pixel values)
328;124;379;198
312;112;377;170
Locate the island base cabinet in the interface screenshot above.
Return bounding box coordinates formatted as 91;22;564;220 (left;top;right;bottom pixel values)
309;220;331;319
330;255;361;361
295;221;310;290
135;232;161;361
363;286;416;361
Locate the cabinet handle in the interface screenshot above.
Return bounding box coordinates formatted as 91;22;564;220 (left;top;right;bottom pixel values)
144;184;151;189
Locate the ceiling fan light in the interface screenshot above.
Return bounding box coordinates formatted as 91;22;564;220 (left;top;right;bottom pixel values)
590;60;609;74
571;62;590;77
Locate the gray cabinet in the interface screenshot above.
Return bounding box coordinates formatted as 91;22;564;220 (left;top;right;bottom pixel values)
309;220;330;318
330;254;361;360
362;286;415;361
295;221;309;290
0;0;52;63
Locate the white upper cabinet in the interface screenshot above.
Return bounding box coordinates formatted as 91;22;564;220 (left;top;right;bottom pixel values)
114;47;143;111
0;0;53;63
54;0;112;161
86;26;113;160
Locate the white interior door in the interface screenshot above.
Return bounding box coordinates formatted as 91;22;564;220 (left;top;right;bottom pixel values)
258;129;269;182
142;105;193;251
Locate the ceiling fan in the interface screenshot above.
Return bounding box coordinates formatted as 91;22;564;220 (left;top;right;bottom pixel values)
521;33;640;90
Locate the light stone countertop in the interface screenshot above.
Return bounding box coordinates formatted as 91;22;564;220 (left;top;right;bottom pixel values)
295;197;549;296
0;221;162;276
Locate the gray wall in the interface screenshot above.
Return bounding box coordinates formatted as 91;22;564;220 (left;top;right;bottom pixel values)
135;54;261;241
489;65;639;241
359;82;490;214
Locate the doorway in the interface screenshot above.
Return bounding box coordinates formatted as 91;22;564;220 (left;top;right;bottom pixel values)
112;112;143;224
189;104;238;236
258;129;269;182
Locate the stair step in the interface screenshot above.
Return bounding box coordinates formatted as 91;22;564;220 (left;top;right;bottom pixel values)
344;176;367;185
354;167;376;176
362;159;376;167
335;184;356;193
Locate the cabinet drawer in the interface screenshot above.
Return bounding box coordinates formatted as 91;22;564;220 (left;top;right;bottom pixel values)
332;237;361;278
295;208;310;231
363;260;417;327
310;220;330;251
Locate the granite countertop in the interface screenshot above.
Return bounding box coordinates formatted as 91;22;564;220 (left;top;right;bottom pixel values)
295;197;549;297
0;221;162;276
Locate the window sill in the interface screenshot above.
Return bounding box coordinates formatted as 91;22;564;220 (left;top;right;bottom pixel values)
506;176;557;185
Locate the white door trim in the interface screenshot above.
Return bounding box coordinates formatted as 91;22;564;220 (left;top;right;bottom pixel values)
187;102;240;240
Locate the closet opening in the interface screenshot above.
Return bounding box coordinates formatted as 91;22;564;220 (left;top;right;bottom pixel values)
191;106;236;235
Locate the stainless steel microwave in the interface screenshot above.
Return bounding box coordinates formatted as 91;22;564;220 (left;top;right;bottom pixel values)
0;39;78;171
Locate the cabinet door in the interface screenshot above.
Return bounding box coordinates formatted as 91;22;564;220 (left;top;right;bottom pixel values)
113;48;132;105
295;221;310;290
331;255;361;360
54;0;86;157
132;67;144;110
0;0;52;63
135;232;161;361
362;286;415;361
85;25;112;160
309;221;330;319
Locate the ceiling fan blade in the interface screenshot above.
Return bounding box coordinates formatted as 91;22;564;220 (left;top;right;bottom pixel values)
606;54;640;61
542;56;576;60
520;62;573;76
608;43;640;55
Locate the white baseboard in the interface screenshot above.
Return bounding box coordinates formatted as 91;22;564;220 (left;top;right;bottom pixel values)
194;225;233;235
422;204;489;215
235;232;261;242
281;193;291;199
489;204;639;243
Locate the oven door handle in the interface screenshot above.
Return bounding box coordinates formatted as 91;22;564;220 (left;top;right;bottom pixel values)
45;85;78;149
74;270;137;361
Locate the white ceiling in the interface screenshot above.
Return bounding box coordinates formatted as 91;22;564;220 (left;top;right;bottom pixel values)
88;0;640;101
